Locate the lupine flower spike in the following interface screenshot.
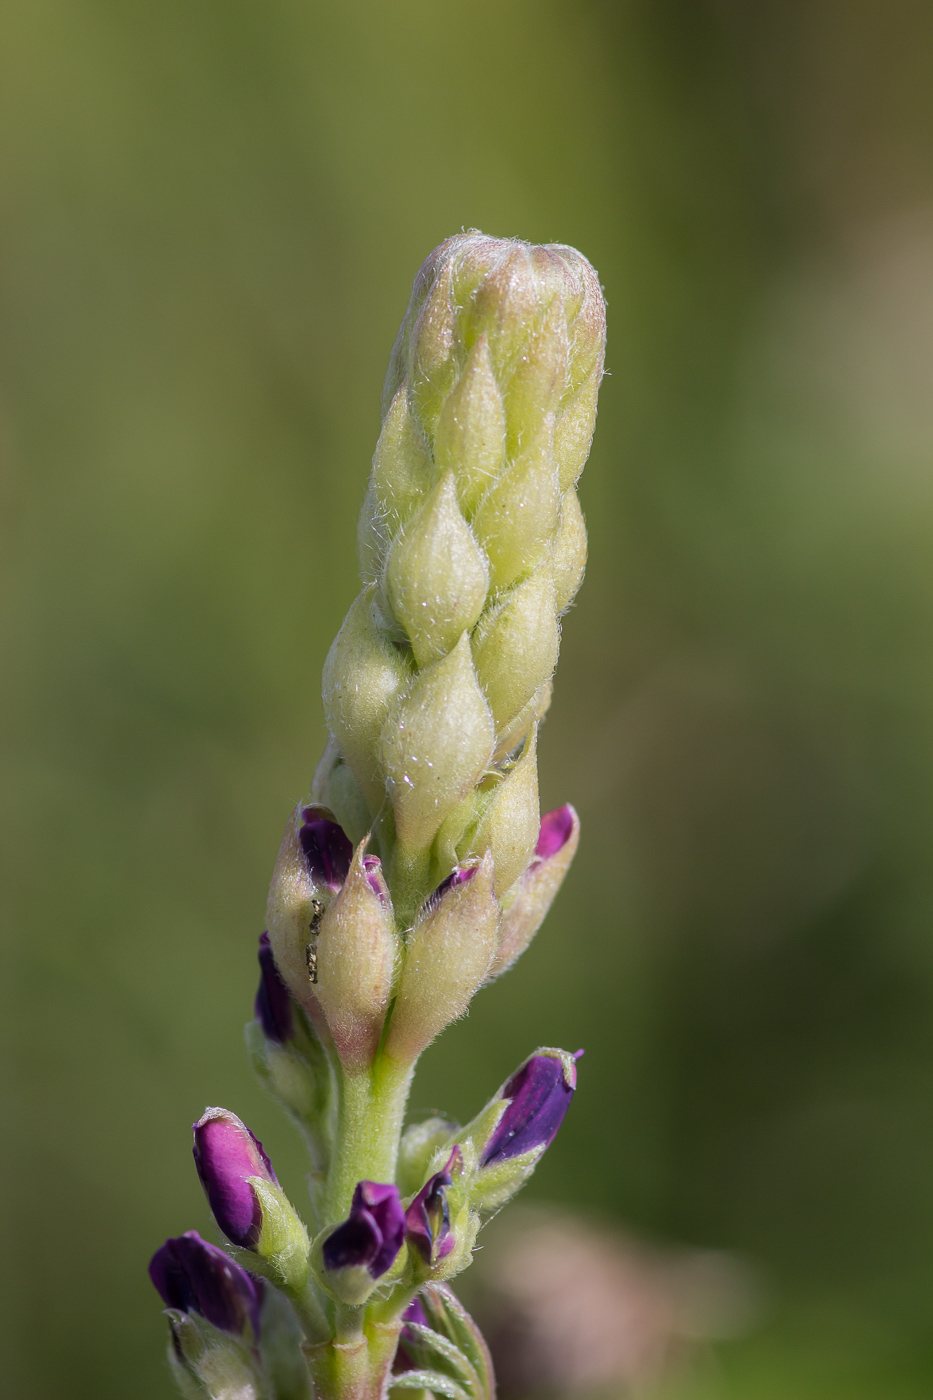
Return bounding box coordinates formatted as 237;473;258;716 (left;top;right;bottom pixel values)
150;232;605;1400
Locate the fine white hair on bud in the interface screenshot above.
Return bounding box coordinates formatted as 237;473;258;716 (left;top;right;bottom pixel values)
385;854;500;1064
322;588;413;811
471;416;562;595
379;632;495;854
463;727;540;898
471;572;560;733
313;840;397;1072
434;335;507;513
385;471;489;667
547;487;587;614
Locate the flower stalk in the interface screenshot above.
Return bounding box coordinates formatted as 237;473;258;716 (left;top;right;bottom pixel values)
150;231;605;1400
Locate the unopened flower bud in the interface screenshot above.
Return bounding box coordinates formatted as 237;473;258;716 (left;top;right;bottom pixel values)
480;1052;578;1166
471;572;560;733
460;1048;579;1214
320;1181;405;1305
385;470;489;667
547;489;587;614
397;1117;460;1196
192;1109;309;1287
464;728;539;897
380;632;494;854
322;589;413;810
488;804;580;979
404;1148;462;1267
385;854;499;1064
359;388;435;581
149;1231;263;1339
313;838;397;1071
266;804;353;1021
433;334;507;512
471;417;561;594
254;932;294;1046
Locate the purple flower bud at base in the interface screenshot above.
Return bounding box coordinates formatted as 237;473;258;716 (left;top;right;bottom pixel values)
254;932;294;1044
322;1181;405;1280
481;1053;578;1165
193;1109;279;1250
299;807;353;890
405;1148;462;1264
149;1231;263;1338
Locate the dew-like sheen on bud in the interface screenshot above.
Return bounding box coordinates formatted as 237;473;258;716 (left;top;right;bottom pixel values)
380;633;494;853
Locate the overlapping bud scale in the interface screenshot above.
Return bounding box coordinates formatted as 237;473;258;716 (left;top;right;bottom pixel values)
319;233;605;940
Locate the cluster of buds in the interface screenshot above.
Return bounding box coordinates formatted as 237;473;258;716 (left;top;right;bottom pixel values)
150;233;605;1400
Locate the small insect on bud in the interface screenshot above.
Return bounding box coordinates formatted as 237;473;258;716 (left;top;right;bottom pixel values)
404;1147;462;1267
149;1231;263;1340
488;804;579;979
312;839;397;1072
320;1181;405;1305
266;804;354;1020
192;1109;309;1287
385;854;499;1065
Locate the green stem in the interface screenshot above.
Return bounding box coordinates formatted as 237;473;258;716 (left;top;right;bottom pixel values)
325;1054;415;1220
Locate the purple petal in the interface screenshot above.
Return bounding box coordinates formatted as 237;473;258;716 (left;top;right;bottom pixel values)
363;854;389;903
322;1208;383;1273
254;932;294;1044
149;1231;263;1337
323;1181;404;1280
403;1296;428;1327
535;805;576;860
423;864;478;913
299;809;353;890
192;1110;278;1250
481;1055;576;1165
354;1181;405;1276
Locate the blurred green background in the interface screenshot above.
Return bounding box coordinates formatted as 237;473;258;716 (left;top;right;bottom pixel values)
4;1;933;1395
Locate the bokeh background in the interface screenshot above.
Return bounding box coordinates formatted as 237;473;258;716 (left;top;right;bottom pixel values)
4;1;933;1396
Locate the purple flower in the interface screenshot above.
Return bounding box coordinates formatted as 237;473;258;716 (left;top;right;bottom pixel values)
322;1181;405;1280
534;805;576;860
394;1294;430;1373
254;932;294;1044
481;1054;579;1166
363;853;389;902
298;807;353;890
192;1109;279;1250
405;1148;462;1265
423;863;479;913
149;1231;263;1338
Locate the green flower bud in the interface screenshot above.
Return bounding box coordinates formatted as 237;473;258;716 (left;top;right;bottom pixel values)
322;589;413;810
380;633;494;854
166;1312;262;1400
385;471;489;667
471;572;560;732
314;840;397;1071
433;334;507;513
547;488;587;614
359;388;436;582
312;737;372;848
471;417;561;594
386;854;499;1064
461;728;539;897
488;804;580;980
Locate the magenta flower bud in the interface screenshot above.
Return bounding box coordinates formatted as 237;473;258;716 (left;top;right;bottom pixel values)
534;804;575;858
480;1053;579;1165
424;864;478;911
254;932;294;1044
404;1148;462;1264
192;1109;279;1250
322;1180;405;1280
149;1231;263;1338
298;806;353;890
